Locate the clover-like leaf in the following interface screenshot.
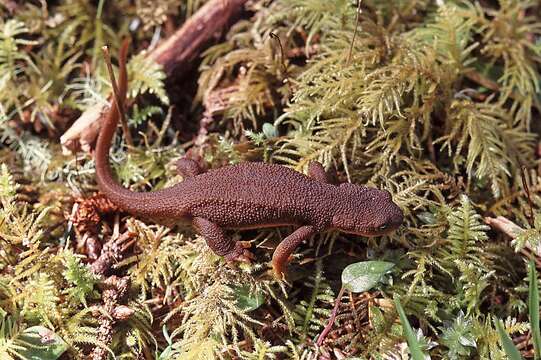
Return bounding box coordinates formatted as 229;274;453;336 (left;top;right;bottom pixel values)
17;326;68;360
233;285;265;312
341;261;394;293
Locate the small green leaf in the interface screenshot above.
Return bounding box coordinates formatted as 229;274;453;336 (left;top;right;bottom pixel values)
262;123;277;138
233;285;264;312
341;261;394;292
394;298;426;360
17;326;68;360
158;346;173;360
495;319;524;360
158;325;173;360
417;211;436;225
528;259;541;360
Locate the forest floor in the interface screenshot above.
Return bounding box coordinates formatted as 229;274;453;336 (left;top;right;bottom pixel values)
1;0;541;359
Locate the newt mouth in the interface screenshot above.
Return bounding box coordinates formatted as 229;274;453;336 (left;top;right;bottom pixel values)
350;227;402;237
341;206;404;237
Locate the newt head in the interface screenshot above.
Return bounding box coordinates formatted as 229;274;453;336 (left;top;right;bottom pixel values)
331;183;403;236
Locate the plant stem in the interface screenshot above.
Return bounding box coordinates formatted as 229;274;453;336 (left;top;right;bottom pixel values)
316;285;345;347
92;0;106;72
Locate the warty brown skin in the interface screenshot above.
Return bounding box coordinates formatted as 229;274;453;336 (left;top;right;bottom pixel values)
95;42;404;277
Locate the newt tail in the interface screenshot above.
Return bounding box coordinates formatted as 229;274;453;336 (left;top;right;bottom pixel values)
94;40;178;219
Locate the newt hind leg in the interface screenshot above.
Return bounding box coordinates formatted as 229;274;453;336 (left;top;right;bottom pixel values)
176;158;204;178
307;161;337;184
192;217;252;262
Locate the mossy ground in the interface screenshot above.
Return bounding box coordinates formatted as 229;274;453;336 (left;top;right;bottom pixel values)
1;0;541;359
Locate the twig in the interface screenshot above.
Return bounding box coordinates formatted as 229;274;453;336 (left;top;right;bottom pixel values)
485;216;541;264
269;32;290;90
519;164;535;227
317;286;346;346
427;129;436;164
346;0;362;65
91;275;131;360
102;43;133;148
463;69;500;93
484;216;524;239
286;44;319;58
464;69;541;112
149;0;250;77
91;231;136;276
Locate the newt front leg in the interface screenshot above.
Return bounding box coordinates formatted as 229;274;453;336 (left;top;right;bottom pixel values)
272;225;315;279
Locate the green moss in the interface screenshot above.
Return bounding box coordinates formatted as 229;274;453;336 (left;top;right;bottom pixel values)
1;0;541;358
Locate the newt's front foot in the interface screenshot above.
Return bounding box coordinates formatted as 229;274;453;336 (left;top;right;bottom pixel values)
224;241;255;264
272;262;286;281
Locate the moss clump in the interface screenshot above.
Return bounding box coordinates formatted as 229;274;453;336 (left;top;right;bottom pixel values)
1;0;541;358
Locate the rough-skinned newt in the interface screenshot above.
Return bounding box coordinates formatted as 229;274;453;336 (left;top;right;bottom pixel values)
94;41;404;277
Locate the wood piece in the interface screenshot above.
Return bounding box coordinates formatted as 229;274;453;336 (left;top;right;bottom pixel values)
485;215;541;258
150;0;249;77
61;0;249;154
